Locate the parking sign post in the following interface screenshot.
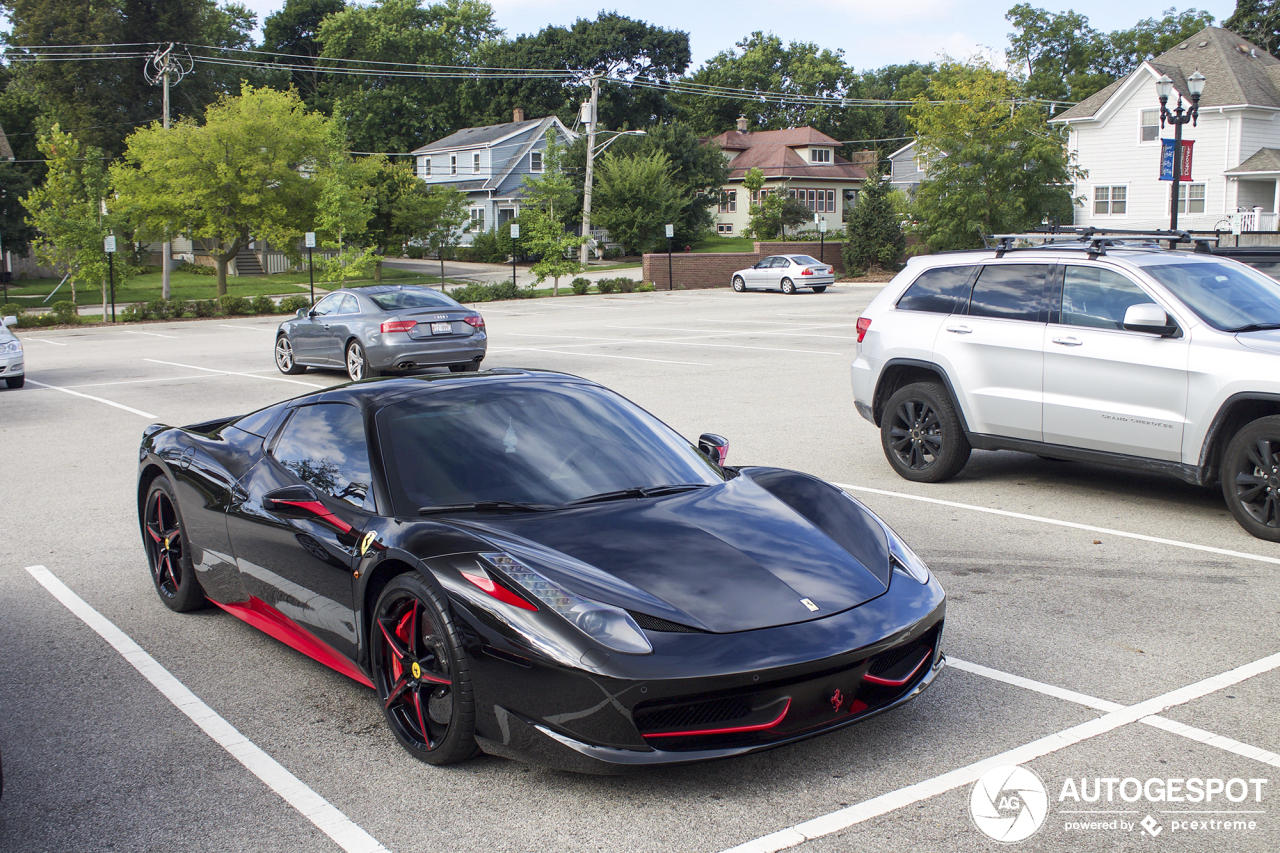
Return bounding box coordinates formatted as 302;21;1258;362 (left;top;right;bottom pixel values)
665;223;674;291
819;217;828;264
304;231;316;305
104;235;117;322
510;223;520;288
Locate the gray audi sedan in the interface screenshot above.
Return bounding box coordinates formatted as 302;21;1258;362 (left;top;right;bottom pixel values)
274;286;486;381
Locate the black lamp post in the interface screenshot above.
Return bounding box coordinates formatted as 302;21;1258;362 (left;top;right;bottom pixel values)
1156;70;1206;232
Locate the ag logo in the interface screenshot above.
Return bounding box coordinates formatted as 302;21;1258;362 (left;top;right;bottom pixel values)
970;764;1048;843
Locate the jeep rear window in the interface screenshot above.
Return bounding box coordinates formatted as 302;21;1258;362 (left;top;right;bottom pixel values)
967;264;1049;322
895;266;976;314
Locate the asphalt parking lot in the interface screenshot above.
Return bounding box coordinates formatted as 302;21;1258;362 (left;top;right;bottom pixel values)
1;285;1278;852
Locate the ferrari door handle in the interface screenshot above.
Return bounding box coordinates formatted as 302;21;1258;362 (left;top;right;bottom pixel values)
1052;336;1083;347
945;325;972;334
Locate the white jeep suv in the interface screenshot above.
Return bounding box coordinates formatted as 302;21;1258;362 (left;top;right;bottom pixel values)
851;235;1280;542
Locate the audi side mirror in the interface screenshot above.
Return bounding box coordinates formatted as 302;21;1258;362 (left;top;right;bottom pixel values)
1123;303;1178;337
698;433;729;466
296;307;308;319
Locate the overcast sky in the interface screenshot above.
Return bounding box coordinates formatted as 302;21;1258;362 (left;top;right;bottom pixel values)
236;0;1240;71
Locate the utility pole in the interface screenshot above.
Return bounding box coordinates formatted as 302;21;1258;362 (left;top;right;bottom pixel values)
579;74;600;266
145;44;192;301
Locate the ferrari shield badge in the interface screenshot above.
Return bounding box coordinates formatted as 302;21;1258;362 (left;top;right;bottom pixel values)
360;530;377;556
411;662;422;680
800;598;819;612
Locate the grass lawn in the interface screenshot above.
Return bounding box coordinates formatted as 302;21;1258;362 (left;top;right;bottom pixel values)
0;267;448;308
686;235;757;254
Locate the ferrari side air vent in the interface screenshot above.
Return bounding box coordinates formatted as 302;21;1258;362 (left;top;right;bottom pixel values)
866;626;937;679
627;611;708;633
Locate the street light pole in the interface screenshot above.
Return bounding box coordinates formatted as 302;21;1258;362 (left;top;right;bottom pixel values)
1156;71;1206;233
579;74;600;266
146;44;191;301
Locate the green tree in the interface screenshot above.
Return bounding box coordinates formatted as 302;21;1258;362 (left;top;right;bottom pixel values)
22;126;120;312
0;164;38;259
262;0;348;110
908;61;1080;251
363;161;443;281
521;130;577;225
313;134;379;283
419;185;470;278
520;131;581;292
590;151;683;254
110;85;332;295
1227;1;1280;55
316;0;501;153
843;170;905;274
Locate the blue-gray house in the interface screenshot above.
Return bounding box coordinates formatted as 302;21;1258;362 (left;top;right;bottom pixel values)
409;109;577;244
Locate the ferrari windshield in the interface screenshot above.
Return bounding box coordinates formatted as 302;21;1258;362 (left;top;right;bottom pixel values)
1143;260;1280;331
377;382;722;513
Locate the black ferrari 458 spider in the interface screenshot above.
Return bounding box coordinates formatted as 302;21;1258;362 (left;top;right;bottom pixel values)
137;369;945;772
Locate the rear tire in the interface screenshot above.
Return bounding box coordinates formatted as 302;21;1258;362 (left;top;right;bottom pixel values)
881;382;971;483
346;340;379;381
274;336;307;375
732;276;746;292
1221;416;1280;542
811;286;828;293
781;278;796;295
5;375;23;388
142;476;207;612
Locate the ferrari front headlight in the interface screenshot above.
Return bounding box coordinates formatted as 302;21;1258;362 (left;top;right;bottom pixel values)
875;519;931;584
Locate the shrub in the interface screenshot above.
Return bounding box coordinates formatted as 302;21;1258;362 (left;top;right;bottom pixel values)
191;299;217;317
597;278;619;294
120;303;150;321
405;245;426;260
489;281;519;301
251;295;276;315
51;300;80;324
570;277;590;295
616;277;636;294
637;283;655;292
17;312;56;327
2;302;24;317
278;295;311;314
176;261;216;276
145;299;175;320
220;295;251;316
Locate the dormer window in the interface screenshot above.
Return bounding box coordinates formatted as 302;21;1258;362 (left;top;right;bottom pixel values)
810;148;832;163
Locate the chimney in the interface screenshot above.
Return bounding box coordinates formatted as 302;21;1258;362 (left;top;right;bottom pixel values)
513;107;525;123
736;115;749;133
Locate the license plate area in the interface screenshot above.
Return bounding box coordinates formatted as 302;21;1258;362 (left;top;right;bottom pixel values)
430;322;452;335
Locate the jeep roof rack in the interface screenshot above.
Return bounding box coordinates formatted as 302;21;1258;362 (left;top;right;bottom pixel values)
983;227;1218;259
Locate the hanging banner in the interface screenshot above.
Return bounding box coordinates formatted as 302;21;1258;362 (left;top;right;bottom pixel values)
1159;139;1194;181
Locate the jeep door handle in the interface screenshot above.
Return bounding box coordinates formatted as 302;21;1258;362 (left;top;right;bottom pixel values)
1052;336;1083;347
945;325;972;334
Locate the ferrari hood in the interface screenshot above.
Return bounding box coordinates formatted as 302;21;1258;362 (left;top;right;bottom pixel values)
455;475;889;633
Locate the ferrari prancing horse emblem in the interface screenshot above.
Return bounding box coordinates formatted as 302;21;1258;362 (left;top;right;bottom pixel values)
829;688;844;711
411;662;422;680
360;530;377;555
800;598;819;612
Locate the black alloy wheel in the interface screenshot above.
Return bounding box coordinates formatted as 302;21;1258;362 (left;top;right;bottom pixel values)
881;382;971;483
732;276;746;292
143;477;207;612
275;335;307;375
780;278;797;295
1222;415;1280;542
371;573;478;765
345;340;378;381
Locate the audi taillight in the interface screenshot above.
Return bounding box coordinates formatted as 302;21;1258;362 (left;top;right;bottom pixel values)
856;317;871;343
380;320;416;333
463;315;485;331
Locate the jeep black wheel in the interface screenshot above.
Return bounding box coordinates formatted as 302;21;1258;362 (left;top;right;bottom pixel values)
1222;416;1280;542
881;382;971;483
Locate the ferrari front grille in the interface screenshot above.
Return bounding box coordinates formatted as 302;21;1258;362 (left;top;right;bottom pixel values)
627;611;708;634
633;695;752;733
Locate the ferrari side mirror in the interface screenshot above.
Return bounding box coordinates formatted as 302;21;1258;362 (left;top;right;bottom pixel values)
263;484;321;513
698;433;729;466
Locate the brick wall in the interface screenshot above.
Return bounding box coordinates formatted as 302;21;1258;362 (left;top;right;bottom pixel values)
642;241;847;290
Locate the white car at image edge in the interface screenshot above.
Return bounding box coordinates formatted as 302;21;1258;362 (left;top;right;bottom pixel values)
1;315;23;389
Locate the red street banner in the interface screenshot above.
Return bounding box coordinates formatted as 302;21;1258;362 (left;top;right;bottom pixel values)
1159;139;1194;181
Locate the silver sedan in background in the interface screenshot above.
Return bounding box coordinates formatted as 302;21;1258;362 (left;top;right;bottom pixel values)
1;315;24;389
731;254;835;294
274;286;487;381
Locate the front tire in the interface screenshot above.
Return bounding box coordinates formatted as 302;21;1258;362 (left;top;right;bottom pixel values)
781;278;797;295
275;336;307;375
345;340;378;381
732;276;746;292
371;573;478;765
1221;416;1280;541
5;375;23;388
142;476;207;612
881;382;971;483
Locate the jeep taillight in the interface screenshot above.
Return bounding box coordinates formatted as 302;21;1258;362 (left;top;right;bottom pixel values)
856;317;871;342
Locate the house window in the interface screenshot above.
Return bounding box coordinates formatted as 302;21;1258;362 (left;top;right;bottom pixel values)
530;151;543;173
419;157;431;177
826;189;835;211
450;155;457;175
1093;185;1127;215
1140;109;1160;142
806;189;817;211
1177;183;1206;214
470;208;485;231
719;190;737;213
717;223;734;234
810;148;831;163
473;153;481;173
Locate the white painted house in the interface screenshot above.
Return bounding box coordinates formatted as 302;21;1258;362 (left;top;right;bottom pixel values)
408;109;576;244
1053;27;1280;233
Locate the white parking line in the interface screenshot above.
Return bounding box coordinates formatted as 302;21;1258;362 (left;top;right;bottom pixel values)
219;324;276;332
124;330;179;339
56;374;223;390
144;358;325;388
496;346;710;367
23;337;68;346
506;331;842;357
605;324;859;341
24;566;390;853
720;651;1280;853
25;379;157;418
835;482;1280;567
698;319;860;328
